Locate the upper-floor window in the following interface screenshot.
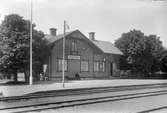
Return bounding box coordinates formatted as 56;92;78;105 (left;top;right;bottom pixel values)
71;40;77;54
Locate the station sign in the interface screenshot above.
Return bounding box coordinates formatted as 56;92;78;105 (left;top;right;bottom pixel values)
68;55;80;60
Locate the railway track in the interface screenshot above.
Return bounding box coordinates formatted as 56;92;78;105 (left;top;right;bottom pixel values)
1;89;167;113
1;83;167;113
137;106;167;113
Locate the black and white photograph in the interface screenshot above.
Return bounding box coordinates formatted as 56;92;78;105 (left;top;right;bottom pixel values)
0;0;167;113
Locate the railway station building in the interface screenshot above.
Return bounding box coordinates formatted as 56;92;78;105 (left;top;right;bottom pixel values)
45;29;123;80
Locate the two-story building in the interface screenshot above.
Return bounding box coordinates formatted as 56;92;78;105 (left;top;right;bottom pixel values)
45;28;123;80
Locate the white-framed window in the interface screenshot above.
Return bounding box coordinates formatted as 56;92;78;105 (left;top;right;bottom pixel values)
103;62;105;72
99;62;105;72
81;61;88;72
94;61;105;72
71;40;77;54
94;62;99;72
58;59;67;71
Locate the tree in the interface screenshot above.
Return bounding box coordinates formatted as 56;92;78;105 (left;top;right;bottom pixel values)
161;50;167;78
32;30;50;80
0;14;49;82
145;35;164;73
115;29;164;78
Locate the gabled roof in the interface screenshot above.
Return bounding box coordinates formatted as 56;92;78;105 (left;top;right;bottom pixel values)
45;30;123;55
91;40;123;55
46;30;74;44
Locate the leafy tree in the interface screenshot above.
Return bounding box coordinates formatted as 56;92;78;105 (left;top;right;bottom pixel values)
161;50;167;77
145;35;164;73
32;30;50;80
0;14;49;82
115;29;164;78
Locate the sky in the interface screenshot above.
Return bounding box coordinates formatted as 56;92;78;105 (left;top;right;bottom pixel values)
0;0;166;47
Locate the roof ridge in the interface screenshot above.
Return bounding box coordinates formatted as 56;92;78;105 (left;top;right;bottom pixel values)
47;29;77;35
92;39;114;45
92;39;123;55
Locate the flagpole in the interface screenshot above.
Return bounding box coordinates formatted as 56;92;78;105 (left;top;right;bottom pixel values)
29;0;33;85
62;20;66;87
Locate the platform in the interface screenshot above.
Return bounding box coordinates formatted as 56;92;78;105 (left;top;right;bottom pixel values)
0;79;167;97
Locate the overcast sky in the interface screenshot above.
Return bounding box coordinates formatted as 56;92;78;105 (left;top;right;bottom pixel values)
0;0;166;47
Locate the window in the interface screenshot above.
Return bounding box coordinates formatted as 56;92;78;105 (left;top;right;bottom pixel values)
58;59;67;71
99;62;105;72
94;62;99;72
81;61;88;72
94;61;105;72
103;62;105;72
71;40;77;54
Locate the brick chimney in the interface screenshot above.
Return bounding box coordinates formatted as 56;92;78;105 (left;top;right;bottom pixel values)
89;32;95;40
50;28;57;36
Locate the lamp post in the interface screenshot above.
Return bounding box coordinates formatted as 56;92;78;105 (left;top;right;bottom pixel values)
62;20;66;87
29;0;33;85
62;20;70;87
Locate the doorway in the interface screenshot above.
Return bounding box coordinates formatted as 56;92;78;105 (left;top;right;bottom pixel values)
110;62;113;76
68;59;80;77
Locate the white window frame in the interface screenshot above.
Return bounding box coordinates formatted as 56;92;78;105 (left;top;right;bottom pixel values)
94;61;99;72
94;61;105;72
81;60;89;72
58;59;67;72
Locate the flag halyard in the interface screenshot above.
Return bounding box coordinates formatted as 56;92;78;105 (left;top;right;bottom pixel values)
65;22;70;30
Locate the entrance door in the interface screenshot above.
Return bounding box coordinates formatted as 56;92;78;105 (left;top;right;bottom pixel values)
110;63;113;76
68;60;80;76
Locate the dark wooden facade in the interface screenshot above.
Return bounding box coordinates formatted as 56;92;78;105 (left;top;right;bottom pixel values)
46;30;122;80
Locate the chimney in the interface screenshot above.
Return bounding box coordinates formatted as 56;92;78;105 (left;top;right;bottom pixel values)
50;28;57;36
89;32;95;40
